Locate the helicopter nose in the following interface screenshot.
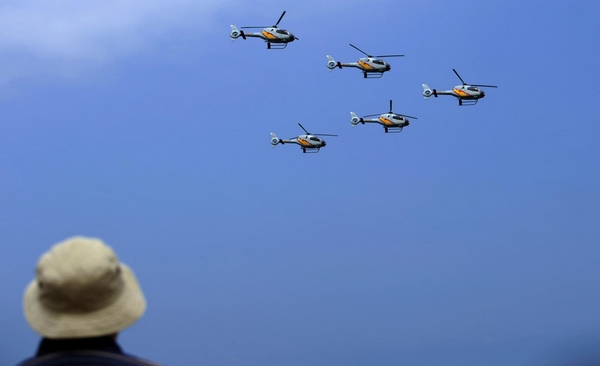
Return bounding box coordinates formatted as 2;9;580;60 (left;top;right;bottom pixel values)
406;121;410;126
480;91;485;98
322;140;326;146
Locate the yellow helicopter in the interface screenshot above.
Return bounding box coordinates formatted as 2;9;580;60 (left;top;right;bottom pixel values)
327;44;404;78
423;69;497;106
271;123;337;153
350;100;417;133
230;11;298;49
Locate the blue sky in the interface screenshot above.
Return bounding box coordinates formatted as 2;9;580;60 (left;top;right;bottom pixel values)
2;1;600;365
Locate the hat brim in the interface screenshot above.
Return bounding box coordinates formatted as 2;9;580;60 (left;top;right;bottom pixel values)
24;263;146;339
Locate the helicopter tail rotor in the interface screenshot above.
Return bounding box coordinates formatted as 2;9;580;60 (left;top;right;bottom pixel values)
270;133;282;147
326;55;341;71
230;25;245;40
350;112;362;126
422;84;437;99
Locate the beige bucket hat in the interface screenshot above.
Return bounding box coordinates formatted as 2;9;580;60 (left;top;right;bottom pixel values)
24;237;146;339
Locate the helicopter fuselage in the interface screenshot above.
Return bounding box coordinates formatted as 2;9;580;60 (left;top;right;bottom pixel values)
272;134;326;149
436;85;485;100
244;28;296;43
366;114;409;133
340;57;391;73
379;113;409;127
287;134;326;149
361;113;409;128
351;107;414;133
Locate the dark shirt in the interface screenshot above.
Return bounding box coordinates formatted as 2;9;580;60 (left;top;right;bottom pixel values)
35;336;124;357
17;336;159;366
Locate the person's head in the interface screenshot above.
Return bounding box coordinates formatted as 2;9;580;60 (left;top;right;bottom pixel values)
23;236;146;339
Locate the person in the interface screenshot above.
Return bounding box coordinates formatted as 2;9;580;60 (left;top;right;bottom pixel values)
17;236;161;365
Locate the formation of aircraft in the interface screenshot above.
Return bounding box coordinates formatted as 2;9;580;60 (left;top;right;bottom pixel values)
229;11;497;153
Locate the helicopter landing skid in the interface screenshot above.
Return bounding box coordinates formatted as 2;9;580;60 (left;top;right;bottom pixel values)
363;72;384;79
302;147;320;153
385;127;404;133
459;99;478;106
267;42;288;50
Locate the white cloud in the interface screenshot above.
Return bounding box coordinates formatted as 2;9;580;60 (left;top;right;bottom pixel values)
0;0;230;84
0;0;389;86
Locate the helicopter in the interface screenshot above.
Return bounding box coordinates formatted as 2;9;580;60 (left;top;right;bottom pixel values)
270;123;337;153
422;69;497;106
350;100;417;133
230;11;298;49
326;44;404;78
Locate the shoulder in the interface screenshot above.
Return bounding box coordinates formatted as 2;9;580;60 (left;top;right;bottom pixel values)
17;351;161;366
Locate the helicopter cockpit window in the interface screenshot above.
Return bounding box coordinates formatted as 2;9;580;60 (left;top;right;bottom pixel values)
392;115;403;120
309;137;321;142
276;30;289;35
467;86;479;92
372;59;384;65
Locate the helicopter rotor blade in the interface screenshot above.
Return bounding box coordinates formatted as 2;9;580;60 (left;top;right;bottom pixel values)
349;44;370;57
399;114;418;119
298;123;309;134
453;69;467;85
363;113;383;118
389;100;393;113
471;84;498;88
375;54;404;58
274;11;286;27
241;26;269;29
314;133;338;137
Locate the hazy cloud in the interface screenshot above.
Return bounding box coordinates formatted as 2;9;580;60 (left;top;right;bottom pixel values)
0;0;229;84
